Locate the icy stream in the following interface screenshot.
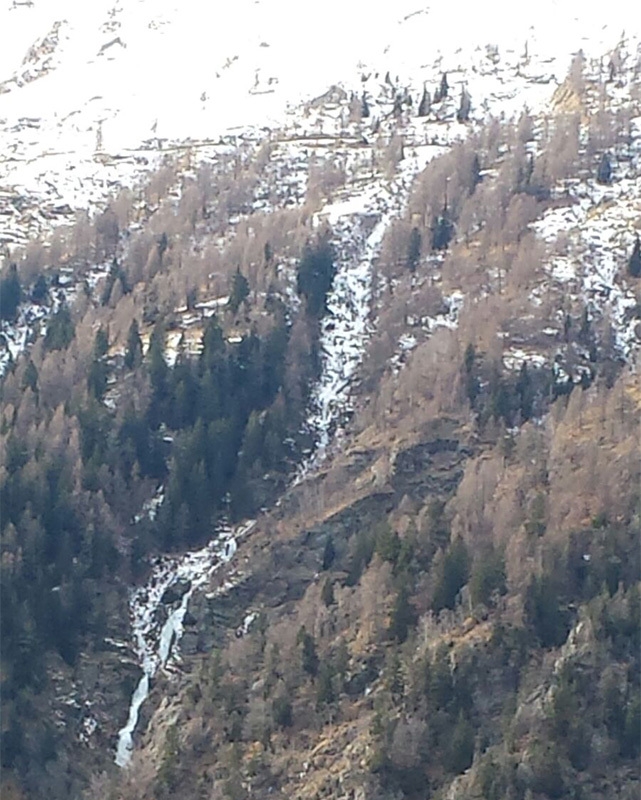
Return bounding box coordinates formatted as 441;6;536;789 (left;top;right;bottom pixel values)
115;525;244;767
297;147;438;478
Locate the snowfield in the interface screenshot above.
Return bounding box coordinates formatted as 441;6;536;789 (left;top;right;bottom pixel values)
0;0;635;230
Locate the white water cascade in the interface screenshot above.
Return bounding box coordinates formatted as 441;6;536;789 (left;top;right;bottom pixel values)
115;529;240;766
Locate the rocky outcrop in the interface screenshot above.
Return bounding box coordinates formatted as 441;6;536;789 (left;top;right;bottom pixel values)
160;579;192;605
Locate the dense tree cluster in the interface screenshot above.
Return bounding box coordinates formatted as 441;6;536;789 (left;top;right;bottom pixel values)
102;56;641;800
295;234;336;317
0;162;336;795
2;39;640;800
0;263;21;322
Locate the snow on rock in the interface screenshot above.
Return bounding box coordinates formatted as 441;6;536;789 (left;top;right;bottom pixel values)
424;290;465;333
78;714;98;747
531;133;641;363
503;348;548;372
0;260;116;377
132;485;165;524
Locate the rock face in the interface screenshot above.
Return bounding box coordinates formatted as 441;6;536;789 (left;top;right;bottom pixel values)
161;579;192;606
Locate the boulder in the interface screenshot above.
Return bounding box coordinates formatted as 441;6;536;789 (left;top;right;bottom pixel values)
160;579;192;605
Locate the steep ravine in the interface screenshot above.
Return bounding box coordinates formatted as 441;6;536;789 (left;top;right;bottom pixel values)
112;129;438;770
114;523;252;766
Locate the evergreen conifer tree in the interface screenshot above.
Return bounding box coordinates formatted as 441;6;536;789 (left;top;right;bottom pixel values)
432;207;454;250
456;87;471;122
31;274;48;304
22;360;38;394
125;318;143;369
322;535;336;570
597;152;612;184
229;267;250;314
389;586;418;643
0;263;21;322
299;628;319;679
470;153;482;191
407;227;422;273
44;305;74;351
321;578;335;607
418;86;431;117
435;72;449;102
628;234;641;278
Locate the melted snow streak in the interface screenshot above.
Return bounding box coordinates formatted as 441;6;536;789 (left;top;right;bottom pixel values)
115;523;248;767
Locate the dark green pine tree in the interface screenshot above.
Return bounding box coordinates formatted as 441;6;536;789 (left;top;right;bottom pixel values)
315;663;336;709
0;263;21;322
524;575;570;648
432;207;454;250
628;234;641;278
147;321;169;428
446;712;475;774
434;72;449;102
322;535;336;570
516;361;534;420
125;318;143;369
94;326;109;358
321;578;335;607
229;267;250;314
388;585;418;643
597;152;612;185
418;85;431;117
487;363;511;424
432;539;470;612
87;329;110;400
296;236;336;317
299;628;319;679
407;227;422;273
375;523;401;566
31;273;48;304
22;360;39;394
101;258;130;305
462;343;479;405
456;86;471;122
470;153;482;192
44;305;75;351
157;232;169;265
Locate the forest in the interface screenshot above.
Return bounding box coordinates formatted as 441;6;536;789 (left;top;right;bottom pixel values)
0;39;640;800
0;158;337;793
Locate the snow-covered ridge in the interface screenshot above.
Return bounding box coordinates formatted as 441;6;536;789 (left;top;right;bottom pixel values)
0;0;632;236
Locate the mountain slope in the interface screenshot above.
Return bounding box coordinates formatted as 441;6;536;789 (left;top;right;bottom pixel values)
0;5;639;800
